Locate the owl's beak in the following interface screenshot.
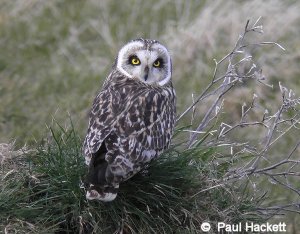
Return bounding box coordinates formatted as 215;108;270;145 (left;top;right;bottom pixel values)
144;66;149;81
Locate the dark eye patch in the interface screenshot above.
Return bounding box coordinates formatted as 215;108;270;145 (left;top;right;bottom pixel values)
153;58;164;68
128;55;140;65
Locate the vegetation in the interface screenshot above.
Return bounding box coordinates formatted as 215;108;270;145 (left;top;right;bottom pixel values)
1;0;299;233
0;124;264;233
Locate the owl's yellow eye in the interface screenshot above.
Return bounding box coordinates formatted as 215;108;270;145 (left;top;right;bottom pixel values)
153;58;163;68
129;56;140;65
153;60;160;67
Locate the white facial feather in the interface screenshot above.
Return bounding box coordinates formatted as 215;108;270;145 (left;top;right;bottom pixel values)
116;41;144;78
116;40;171;86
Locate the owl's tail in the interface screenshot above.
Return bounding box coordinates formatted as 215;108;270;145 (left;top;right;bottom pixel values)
85;142;119;202
86;184;119;202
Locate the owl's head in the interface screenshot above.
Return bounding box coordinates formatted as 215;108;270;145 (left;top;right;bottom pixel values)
115;38;171;86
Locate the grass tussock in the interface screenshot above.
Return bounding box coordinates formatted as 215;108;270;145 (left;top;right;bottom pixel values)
1;0;299;232
0;123;264;233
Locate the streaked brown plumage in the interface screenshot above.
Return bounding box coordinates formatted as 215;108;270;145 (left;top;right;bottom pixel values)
83;39;176;201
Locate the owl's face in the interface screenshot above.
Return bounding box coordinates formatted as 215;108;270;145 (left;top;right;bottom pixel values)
116;39;171;86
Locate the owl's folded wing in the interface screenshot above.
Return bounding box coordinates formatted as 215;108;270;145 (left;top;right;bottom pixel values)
83;86;122;158
83;78;176;167
110;88;176;165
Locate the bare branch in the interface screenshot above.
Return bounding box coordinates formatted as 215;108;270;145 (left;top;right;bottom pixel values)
177;17;300;218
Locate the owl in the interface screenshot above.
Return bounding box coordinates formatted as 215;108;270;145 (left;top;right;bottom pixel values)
83;38;176;202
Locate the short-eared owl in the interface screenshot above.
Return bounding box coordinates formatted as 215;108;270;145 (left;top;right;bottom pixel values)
83;38;176;201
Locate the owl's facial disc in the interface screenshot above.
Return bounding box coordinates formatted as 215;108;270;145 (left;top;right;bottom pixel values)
116;40;171;86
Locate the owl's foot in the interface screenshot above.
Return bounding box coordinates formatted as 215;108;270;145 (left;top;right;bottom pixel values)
86;184;119;202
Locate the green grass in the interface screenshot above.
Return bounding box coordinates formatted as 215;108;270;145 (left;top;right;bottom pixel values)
1;0;300;232
0;123;265;233
0;0;205;145
1;0;299;146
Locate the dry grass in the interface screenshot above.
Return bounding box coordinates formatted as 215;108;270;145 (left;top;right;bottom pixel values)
0;0;300;232
1;0;300;144
0;125;265;233
167;0;300;112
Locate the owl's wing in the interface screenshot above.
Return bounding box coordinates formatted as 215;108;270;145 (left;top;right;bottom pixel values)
111;87;176;165
84;76;176;167
140;89;175;151
83;85;122;158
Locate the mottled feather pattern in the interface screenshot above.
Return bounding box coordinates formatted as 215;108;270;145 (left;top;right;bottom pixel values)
83;38;176;201
83;70;176;175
